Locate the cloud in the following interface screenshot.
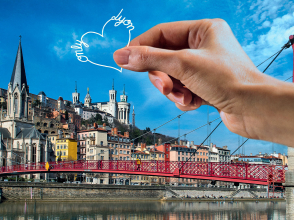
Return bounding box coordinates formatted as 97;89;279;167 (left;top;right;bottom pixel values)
243;13;294;68
53;40;72;59
249;0;285;24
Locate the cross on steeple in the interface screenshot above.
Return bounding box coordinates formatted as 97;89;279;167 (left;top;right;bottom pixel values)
19;35;22;42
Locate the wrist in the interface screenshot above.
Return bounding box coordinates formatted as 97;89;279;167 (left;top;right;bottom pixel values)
242;78;294;146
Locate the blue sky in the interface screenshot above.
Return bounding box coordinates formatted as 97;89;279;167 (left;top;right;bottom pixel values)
0;0;293;155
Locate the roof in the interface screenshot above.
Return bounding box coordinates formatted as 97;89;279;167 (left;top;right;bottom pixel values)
77;128;107;133
0;127;11;138
15;127;45;140
10;40;28;91
57;97;63;101
38;91;46;96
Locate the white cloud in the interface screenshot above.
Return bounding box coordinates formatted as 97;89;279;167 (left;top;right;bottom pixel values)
249;0;285;24
53;40;72;59
243;13;294;68
52;32;78;59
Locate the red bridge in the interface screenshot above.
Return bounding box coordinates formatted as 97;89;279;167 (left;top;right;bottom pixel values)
0;160;286;185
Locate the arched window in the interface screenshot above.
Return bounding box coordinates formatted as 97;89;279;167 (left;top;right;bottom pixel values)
44;123;48;127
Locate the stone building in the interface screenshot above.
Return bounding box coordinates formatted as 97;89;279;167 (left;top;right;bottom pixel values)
0;39;55;180
73;81;131;126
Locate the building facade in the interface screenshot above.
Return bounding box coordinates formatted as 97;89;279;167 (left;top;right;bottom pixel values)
0;39;55;180
73;82;131;126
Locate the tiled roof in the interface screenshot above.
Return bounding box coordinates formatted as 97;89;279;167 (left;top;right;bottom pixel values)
15;127;45;140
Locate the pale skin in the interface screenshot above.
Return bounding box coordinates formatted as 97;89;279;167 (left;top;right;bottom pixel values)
113;19;294;147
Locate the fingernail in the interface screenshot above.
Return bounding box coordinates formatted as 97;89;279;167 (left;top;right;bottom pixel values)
113;49;130;65
173;92;184;106
154;79;163;93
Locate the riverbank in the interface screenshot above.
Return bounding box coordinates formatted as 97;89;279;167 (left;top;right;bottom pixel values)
0;181;281;202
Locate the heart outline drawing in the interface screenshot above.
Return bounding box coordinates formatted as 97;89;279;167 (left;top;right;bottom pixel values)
71;9;134;72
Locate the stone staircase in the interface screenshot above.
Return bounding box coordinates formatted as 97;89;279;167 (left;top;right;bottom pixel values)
230;189;241;197
165;186;180;198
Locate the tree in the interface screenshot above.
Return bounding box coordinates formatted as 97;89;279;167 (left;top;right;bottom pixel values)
32;99;41;108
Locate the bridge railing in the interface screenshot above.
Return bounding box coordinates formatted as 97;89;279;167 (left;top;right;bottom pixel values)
0;160;286;183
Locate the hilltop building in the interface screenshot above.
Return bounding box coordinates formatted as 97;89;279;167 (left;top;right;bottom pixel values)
73;81;131;126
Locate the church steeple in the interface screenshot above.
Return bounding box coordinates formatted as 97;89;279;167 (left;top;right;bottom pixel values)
7;37;29;120
10;36;28;92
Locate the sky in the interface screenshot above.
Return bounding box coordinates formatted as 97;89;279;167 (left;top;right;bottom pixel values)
0;0;293;155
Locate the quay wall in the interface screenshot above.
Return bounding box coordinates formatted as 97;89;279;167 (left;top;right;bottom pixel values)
0;182;269;201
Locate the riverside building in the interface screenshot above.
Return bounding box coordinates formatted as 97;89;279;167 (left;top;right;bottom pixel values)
0;39;55;180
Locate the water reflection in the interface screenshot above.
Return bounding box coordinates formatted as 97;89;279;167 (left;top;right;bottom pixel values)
0;201;286;220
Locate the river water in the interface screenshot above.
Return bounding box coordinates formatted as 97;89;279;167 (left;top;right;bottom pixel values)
0;201;286;220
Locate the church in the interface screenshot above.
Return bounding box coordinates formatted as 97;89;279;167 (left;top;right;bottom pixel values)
73;80;133;126
0;39;55;179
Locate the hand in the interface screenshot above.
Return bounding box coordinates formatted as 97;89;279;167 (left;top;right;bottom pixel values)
114;19;294;146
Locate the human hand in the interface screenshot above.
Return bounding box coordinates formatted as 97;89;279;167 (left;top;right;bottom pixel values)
113;19;294;146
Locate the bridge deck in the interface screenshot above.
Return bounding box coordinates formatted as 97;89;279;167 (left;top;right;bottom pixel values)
0;160;286;185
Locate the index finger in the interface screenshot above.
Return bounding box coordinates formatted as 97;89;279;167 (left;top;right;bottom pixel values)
130;20;204;50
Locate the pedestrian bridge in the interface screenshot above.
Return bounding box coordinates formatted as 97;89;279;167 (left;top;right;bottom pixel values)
0;160;286;185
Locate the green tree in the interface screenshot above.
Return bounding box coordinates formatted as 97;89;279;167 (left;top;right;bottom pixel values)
32;99;41;108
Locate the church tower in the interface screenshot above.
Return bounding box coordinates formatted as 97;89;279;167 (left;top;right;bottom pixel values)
84;87;91;108
7;37;29;120
109;79;117;117
118;85;130;124
72;81;80;105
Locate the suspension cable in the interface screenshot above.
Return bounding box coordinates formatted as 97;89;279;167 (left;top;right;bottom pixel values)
179;119;223;171
161;117;221;146
131;111;187;142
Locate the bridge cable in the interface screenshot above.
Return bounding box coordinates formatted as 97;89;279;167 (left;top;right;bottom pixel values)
230;39;293;156
178;119;223;172
130;111;187;142
161;117;221;146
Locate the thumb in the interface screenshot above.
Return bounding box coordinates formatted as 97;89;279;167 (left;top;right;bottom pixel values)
113;46;191;80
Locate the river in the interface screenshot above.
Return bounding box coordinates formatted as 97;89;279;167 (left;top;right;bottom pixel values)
0;201;286;219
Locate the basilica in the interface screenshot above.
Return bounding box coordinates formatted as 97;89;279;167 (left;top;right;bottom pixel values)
0;39;55;179
73;81;132;125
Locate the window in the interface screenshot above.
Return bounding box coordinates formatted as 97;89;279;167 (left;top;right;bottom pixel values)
186;152;188;156
197;158;199;161
200;158;202;162
90;149;93;153
182;157;184;161
123;150;126;154
120;157;122;160
63;151;66;156
127;151;130;154
57;151;59;156
100;141;103;146
57;145;59;149
101;150;104;153
120;150;122;153
200;152;202;155
178;157;180;161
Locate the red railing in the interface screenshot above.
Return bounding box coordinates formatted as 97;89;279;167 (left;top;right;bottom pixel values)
0;160;286;184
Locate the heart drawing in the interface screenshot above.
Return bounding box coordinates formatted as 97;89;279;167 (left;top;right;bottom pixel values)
71;9;134;72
